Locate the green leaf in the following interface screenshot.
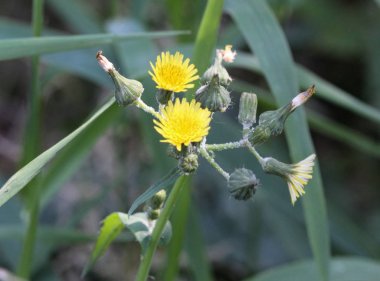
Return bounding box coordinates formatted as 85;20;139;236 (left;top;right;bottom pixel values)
128;167;182;216
0;98;116;208
244;257;380;281
226;1;330;280
82;212;128;276
0;31;189;61
124;212;172;252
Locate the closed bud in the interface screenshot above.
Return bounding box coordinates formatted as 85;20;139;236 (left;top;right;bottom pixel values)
228;168;259;200
148;190;167;210
109;70;144;106
249;86;316;146
179;153;199;174
202;55;232;86
238;92;258;129
248;103;292;146
97;51;144;106
147;209;161;220
195;75;231;112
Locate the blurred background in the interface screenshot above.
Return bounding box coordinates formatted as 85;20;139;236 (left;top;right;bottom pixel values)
0;0;379;280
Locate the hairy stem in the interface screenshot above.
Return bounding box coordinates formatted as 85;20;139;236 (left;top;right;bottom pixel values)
199;147;230;179
135;175;189;281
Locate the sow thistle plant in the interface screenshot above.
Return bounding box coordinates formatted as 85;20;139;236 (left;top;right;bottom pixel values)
87;47;316;276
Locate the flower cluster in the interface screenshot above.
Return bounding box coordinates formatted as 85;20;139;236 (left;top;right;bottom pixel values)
97;46;316;206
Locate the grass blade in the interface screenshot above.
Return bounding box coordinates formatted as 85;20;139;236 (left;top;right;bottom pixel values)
226;1;330;280
0;31;189;61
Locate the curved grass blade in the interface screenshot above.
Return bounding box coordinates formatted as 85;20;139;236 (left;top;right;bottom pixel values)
0;31;189;61
128;167;182;216
0;98;117;207
226;1;330;280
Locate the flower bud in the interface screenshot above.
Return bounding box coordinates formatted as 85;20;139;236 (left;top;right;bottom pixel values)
109;70;144;106
96;51;144;106
202;55;232;86
238;92;258;129
148;189;167;210
195;75;231;112
179;152;199;174
147;209;161;220
248;86;315;146
228;168;259;200
248;103;292;146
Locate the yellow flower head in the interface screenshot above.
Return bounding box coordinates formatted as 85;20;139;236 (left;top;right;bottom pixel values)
261;154;316;205
153;98;211;151
286;154;316;205
149;52;199;93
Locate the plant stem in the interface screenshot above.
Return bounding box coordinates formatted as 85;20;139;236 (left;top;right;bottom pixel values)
135;175;189;281
205;140;244;151
17;0;44;278
245;141;264;165
134;98;159;118
199;147;230;180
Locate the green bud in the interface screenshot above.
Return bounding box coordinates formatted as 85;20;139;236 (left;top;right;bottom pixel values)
228;168;259;200
202;56;232;86
109;70;144;106
156;89;174;105
248;103;292;146
195;75;231;112
238;92;258;129
148;190;167;210
147;209;161;220
179;153;199;174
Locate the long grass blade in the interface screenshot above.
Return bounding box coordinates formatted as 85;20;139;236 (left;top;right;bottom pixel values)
226;1;330;280
0;31;189;61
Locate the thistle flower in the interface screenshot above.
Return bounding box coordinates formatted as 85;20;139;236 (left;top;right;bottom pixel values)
149;52;199;93
153;98;211;151
261;154;316;205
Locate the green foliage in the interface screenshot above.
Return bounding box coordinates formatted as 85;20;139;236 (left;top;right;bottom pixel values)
0;0;379;280
83;212;172;276
83;212;128;276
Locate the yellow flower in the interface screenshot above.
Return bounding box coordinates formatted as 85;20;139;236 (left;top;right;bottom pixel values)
261;154;316;205
286;154;316;205
149;52;199;92
153;98;211;151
